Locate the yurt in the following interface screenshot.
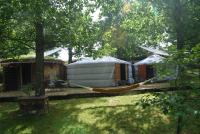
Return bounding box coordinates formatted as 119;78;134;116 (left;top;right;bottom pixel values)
134;54;164;82
67;56;134;87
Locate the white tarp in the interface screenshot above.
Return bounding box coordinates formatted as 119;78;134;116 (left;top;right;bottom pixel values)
140;46;169;56
134;54;164;66
44;48;62;57
44;47;78;61
67;56;133;87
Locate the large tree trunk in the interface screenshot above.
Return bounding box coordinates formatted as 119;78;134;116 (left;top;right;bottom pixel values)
174;1;184;134
35;21;45;96
174;0;184;50
176;115;183;134
68;47;73;64
173;0;185;79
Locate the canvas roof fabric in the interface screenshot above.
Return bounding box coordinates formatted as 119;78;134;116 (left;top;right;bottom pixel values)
44;47;63;57
134;54;164;66
140;46;169;56
68;56;130;66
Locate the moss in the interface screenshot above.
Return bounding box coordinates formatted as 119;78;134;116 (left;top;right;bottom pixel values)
1;57;63;64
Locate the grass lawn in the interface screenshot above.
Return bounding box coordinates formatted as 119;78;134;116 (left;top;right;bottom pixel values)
0;93;199;134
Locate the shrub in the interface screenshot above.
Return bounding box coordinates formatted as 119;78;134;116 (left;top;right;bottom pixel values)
21;84;33;96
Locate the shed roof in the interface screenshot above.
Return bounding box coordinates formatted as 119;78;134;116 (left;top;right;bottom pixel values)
0;57;64;65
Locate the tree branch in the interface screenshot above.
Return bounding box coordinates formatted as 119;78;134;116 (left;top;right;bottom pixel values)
2;36;35;50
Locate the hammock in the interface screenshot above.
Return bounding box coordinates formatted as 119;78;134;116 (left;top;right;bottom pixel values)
70;78;153;93
93;83;140;93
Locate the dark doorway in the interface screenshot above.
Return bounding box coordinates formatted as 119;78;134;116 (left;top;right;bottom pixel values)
120;64;126;80
4;65;20;90
22;63;31;85
146;65;154;79
132;65;135;79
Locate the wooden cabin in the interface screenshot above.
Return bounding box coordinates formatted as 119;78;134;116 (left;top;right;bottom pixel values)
1;58;66;91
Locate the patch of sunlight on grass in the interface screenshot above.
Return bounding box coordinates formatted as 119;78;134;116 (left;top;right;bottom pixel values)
0;93;200;134
59;125;90;134
5;125;33;134
74;94;149;110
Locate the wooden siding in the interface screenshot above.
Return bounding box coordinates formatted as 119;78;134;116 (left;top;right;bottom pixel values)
114;64;121;81
125;64;128;80
3;62;65;90
138;65;147;81
31;63;64;82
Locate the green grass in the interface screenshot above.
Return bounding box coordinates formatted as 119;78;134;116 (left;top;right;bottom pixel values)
0;94;199;134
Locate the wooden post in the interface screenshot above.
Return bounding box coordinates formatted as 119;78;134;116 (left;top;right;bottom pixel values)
2;66;5;91
126;64;128;80
19;64;23;89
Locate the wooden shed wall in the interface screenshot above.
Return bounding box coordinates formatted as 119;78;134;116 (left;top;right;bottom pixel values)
114;64;121;81
2;62;65;90
138;65;147;81
31;63;65;82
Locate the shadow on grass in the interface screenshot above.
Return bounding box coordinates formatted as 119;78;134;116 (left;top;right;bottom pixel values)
0;99;102;134
78;105;176;134
0;96;199;134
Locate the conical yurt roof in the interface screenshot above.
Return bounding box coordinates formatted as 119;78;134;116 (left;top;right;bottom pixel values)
68;56;130;66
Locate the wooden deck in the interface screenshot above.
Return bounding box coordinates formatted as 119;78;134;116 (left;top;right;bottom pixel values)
0;83;171;102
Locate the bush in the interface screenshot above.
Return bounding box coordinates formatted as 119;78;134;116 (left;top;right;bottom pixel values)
21;84;33;96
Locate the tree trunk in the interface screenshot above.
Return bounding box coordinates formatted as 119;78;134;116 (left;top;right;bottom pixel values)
35;22;45;96
174;1;184;134
68;47;73;64
174;0;184;50
176;115;183;134
173;0;185;79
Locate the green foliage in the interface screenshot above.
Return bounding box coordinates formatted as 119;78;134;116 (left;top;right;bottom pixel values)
1;94;200;134
0;0;102;60
138;43;200;133
139;91;200;116
21;84;34;96
95;43;117;58
97;0;167;60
